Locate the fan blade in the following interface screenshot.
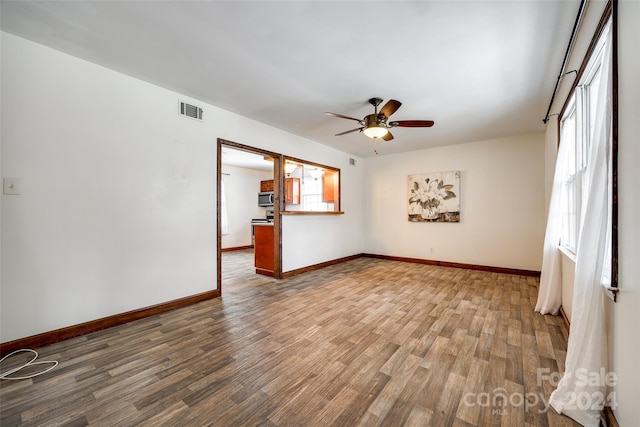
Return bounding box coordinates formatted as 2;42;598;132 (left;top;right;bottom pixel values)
379;100;402;118
335;127;362;136
389;120;434;127
325;112;362;122
382;131;394;141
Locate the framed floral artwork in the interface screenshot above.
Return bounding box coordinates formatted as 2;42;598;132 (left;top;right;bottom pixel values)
408;171;460;222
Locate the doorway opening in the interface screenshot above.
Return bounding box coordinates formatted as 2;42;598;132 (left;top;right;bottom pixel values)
217;139;283;295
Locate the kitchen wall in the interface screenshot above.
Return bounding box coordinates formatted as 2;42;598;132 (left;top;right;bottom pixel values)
363;133;545;271
221;165;271;249
1;32;365;342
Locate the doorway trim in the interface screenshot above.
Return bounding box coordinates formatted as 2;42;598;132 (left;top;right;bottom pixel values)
217;138;283;295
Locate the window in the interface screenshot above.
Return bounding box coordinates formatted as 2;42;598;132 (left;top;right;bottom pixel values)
559;21;611;260
560;101;579;254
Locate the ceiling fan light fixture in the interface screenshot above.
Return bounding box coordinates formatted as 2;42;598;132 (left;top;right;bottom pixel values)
363;126;388;139
326;98;433;147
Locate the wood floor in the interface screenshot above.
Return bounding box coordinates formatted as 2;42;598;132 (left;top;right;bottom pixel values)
0;250;580;427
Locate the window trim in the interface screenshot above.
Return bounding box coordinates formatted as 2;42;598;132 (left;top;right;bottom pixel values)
556;1;618;300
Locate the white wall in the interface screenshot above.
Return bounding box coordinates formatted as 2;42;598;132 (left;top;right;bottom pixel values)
221;165;271;249
363;133;545;271
0;33;365;342
543;116;559;216
1;33;218;342
282;158;363;272
610;1;640;423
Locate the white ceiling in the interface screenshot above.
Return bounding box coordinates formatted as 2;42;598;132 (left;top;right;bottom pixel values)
1;0;578;158
222;147;274;172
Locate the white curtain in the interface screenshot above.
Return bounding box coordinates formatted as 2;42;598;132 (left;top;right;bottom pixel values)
221;178;230;236
549;27;612;427
535;122;570;315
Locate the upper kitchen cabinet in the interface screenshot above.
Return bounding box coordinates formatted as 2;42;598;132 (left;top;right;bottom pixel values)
322;169;339;204
260;180;274;192
284;178;300;204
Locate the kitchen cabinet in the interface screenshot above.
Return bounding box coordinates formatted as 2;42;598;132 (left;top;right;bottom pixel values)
254;224;274;276
260;180;274;192
322;170;339;204
285;178;300;204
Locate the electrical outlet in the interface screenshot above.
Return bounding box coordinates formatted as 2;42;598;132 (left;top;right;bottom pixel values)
3;178;20;195
430;247;435;254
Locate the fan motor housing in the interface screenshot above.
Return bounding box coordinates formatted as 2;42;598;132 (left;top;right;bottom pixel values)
364;114;383;127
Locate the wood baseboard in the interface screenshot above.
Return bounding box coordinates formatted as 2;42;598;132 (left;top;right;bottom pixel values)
602;406;619;427
283;253;540;279
222;245;253;252
282;254;362;278
560;306;571;331
0;289;220;356
361;253;541;277
602;406;620;427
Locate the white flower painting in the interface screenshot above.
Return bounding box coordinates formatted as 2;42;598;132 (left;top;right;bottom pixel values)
408;171;460;222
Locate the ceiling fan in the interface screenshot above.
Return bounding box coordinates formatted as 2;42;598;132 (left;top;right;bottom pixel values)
325;97;434;142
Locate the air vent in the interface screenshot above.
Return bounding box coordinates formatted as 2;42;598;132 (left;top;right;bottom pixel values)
179;101;203;120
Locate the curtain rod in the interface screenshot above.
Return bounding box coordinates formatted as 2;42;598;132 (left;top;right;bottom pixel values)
543;0;588;124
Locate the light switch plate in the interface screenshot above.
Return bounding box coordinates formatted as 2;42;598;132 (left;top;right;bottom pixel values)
3;178;20;195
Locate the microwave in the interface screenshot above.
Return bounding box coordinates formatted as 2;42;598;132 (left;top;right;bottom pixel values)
258;191;274;207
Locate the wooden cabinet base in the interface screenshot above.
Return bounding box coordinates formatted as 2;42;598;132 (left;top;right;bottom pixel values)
255;268;275;277
254;224;274;276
